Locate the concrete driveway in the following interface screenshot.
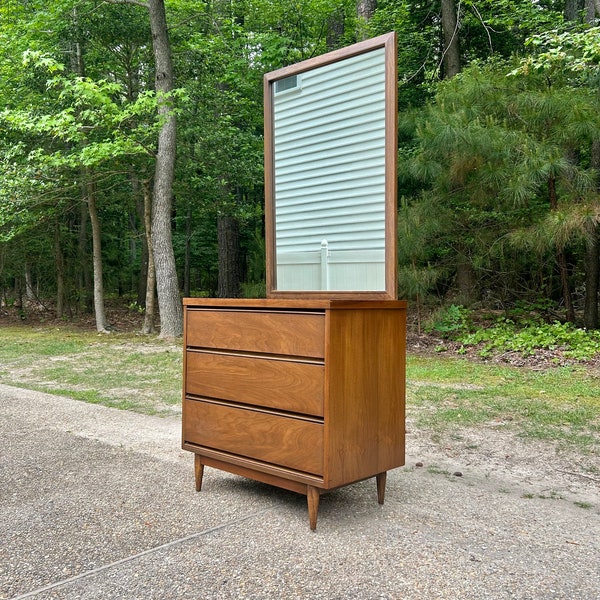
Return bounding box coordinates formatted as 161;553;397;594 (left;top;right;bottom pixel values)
1;383;598;599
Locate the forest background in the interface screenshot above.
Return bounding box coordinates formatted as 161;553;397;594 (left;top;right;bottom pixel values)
1;0;600;346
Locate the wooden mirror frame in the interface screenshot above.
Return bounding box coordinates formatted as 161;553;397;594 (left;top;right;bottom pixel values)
264;32;398;300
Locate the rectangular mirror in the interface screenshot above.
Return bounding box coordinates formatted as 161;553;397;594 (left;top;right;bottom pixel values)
264;32;397;299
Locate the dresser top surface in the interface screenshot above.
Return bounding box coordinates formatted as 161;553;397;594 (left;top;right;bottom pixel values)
183;298;407;310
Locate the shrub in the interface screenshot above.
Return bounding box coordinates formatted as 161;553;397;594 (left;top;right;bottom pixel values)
427;304;472;337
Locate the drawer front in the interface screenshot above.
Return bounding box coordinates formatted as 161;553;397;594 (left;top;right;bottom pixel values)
186;309;325;358
183;400;323;475
186;352;324;417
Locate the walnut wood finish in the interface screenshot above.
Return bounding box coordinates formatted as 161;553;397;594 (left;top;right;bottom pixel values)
182;298;406;530
307;486;320;531
186;351;324;416
376;472;387;505
186;308;325;357
184;399;324;474
325;307;406;487
194;454;204;492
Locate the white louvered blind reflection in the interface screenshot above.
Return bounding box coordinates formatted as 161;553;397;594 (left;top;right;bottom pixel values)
273;48;387;290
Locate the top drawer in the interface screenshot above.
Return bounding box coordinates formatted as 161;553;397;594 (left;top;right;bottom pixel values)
186;309;325;358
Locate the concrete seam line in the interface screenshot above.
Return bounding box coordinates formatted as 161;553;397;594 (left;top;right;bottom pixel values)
10;509;272;600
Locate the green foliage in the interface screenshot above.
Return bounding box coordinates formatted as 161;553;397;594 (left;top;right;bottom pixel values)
397;195;447;304
515;26;600;85
458;318;600;361
404;54;600;314
427;299;600;360
2;51;160;162
128;301;146;314
428;304;472;337
1;0;596;318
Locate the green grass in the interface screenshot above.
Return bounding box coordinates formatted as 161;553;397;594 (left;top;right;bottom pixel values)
407;355;600;453
0;326;182;415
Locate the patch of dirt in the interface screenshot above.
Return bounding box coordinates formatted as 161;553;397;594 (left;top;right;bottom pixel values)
405;415;600;508
406;329;599;506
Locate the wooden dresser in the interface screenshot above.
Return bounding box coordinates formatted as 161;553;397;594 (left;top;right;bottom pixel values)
182;298;406;529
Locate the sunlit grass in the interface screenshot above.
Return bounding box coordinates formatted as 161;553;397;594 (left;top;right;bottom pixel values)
407;355;600;453
0;326;182;414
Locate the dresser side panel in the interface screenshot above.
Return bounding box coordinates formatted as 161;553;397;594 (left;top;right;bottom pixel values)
325;307;405;488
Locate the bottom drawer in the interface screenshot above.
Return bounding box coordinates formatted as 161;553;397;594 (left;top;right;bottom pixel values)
183;399;323;476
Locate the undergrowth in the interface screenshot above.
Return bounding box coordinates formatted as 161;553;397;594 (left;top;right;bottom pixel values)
428;304;600;361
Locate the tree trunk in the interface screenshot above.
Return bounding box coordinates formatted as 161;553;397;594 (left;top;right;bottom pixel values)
24;265;34;301
583;225;599;329
327;6;345;49
456;251;476;306
441;0;461;79
148;0;182;338
217;214;241;298
141;179;156;334
78;193;93;313
54;219;66;319
87;179;110;332
357;0;377;20
585;0;596;21
356;0;376;40
564;0;584;21
136;187;149;306
583;139;600;329
69;27;93;315
183;201;192;297
583;12;600;328
549;175;576;322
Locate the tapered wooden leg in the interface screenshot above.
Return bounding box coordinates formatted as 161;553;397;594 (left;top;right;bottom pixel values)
307;485;320;531
376;471;387;505
194;454;205;492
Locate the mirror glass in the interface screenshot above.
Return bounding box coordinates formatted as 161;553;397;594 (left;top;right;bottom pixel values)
265;34;397;298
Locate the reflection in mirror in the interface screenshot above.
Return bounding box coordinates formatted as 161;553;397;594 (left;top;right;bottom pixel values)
266;34;395;296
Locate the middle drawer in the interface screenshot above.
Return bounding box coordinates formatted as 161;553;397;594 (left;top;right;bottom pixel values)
186;351;324;417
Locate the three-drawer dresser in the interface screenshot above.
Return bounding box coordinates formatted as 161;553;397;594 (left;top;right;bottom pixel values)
182;298;406;529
